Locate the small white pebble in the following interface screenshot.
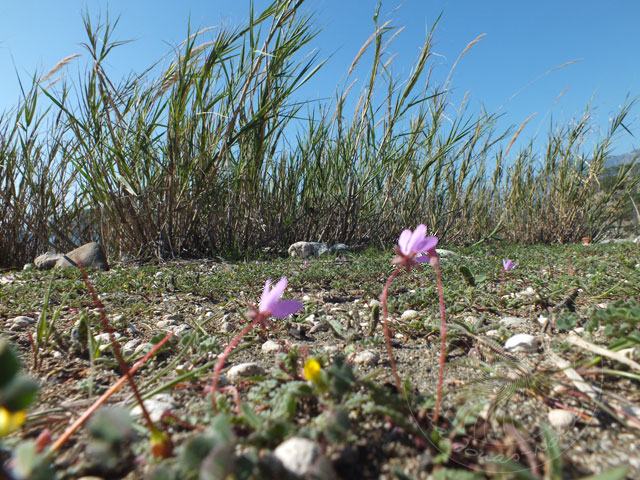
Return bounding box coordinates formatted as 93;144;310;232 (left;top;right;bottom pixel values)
273;437;328;477
537;315;549;326
227;362;265;382
134;342;154;356
131;394;175;423
302;295;311;302
548;409;575;428
401;310;419;320
504;334;537;352
261;340;281;353
352;350;379;367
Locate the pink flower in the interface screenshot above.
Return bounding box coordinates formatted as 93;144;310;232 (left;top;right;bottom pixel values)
257;277;303;319
392;224;438;271
502;259;518;271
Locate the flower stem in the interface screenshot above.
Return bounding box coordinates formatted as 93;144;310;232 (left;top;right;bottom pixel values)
432;256;447;423
211;314;263;410
380;267;403;392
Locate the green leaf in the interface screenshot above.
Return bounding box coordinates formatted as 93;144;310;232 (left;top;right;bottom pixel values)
459;265;476;287
579;465;630;480
0;339;20;388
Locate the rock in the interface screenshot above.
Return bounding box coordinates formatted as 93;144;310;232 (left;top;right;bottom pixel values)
261;340;281;353
504;334;537;352
548;409;575;428
122;339;141;357
54;242;109;270
131;393;175;423
163;313;183;323
94;332;121;344
22;263;34;271
435;248;456;257
272;437;333;479
134;342;154;356
352;350;379;367
330;243;349;254
401;310;420;321
34;252;64;269
323;345;340;355
288;241;330;259
95;333;122;353
9;316;36;331
516;287;539;299
226;362;265;382
171;324;190;336
499;316;525;328
537;315;549;326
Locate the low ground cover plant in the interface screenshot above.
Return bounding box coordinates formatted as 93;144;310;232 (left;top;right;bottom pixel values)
1;238;639;478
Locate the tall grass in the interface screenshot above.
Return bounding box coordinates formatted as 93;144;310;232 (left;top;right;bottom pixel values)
0;0;636;267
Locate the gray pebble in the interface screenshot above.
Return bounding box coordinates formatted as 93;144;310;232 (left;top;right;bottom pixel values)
226;362;265;382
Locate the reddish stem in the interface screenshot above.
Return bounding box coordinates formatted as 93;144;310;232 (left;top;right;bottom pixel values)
49;332;174;454
79;266;157;435
380;267;403;392
211;313;264;409
432;256;447;423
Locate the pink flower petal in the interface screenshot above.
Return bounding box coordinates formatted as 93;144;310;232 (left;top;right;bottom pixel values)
408;224;428;251
397;229;413;255
260;279;273;308
270;299;303;318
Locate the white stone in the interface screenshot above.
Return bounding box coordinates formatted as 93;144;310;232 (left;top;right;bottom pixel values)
273;437;330;478
52;242;109;270
548;409;575;428
131;393;175;423
9;316;35;331
352;350;379;366
23;263;34;271
401;310;420;320
499;316;525;328
122;339;141;357
262;340;281;353
221;321;234;333
163;313;183;323
288;241;330;258
323;345;340;355
171;324;190;336
226;362;265;382
134;342;154;356
302;295;311;302
435;248;456;257
94;332;121;345
516;287;538;299
537;315;549;326
504;334;537;352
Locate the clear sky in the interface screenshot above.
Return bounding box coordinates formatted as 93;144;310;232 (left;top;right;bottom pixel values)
1;0;638;156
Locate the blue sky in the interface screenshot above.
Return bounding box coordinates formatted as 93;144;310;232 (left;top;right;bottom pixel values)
1;0;638;155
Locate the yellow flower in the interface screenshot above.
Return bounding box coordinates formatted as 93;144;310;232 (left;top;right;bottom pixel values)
0;407;26;437
303;358;327;391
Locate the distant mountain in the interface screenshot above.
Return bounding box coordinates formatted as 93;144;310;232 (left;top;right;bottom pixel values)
605;149;640;168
